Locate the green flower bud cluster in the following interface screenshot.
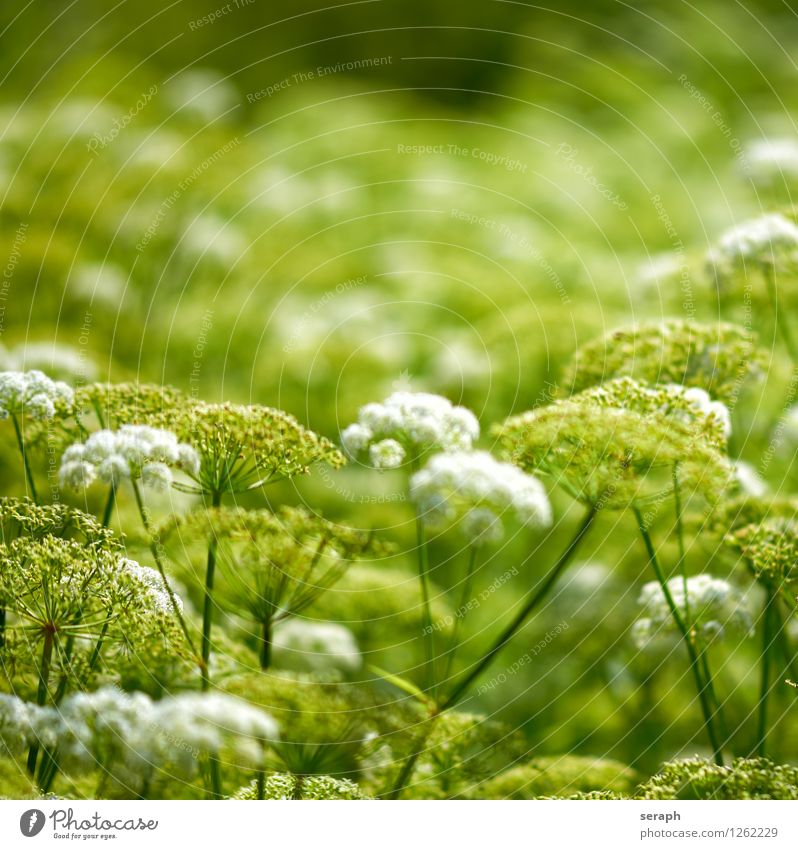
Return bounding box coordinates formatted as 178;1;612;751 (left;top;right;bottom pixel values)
497;377;733;510
563;320;765;405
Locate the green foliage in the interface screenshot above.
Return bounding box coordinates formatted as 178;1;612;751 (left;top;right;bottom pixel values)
306;564;455;658
394;711;530;800
0;756;38;799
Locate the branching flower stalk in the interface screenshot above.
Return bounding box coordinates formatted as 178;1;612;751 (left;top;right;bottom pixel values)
11;413;39;504
634;509;725;766
130;479;198;664
342;391;482;693
167;401;344;689
763;262;798;367
727;517;798;757
671;467;726;736
1;370;76;505
387;505;596;799
200;489;223;692
440;505;596;712
756;581;779;757
441;545;478;686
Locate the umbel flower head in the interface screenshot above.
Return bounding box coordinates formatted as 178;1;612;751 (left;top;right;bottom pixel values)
0;497;114;547
707;213;798;290
51;686;278;792
231;773;369;800
636;757;798;800
0;693;58;757
58;425;200;491
271;619;362;674
0;369;73;419
119;557;183;614
700;492;798;538
0;537;183;676
171;401;344;495
727;518;798;584
72;382;188;430
165;506;382;645
410;450;552;546
632;574;753;649
733;461;768;499
341;391;480;468
562;320;765;405
497;378;734;510
744;138;798;190
585;378;732;448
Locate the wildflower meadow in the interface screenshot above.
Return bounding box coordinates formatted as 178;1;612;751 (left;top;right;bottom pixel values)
2;0;798;815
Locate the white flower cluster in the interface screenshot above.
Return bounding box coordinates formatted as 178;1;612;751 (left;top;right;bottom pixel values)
0;693;57;756
341;391;480;468
0;370;73;420
410;450;552;546
0;343;97;383
59;425;200;491
52;686;278;783
632;574;752;649
733;461;768;498
744;138;798;188
781;404;798;447
272;619;362;674
709;213;798;277
663;383;732;441
119;558;183;614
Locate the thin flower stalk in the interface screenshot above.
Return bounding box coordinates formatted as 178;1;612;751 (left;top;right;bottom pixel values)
634;509;725;766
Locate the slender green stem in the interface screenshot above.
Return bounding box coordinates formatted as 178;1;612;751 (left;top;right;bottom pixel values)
764;263;798;366
256;769;265;800
387;504;597;802
208;756;222;799
27;630;54;774
672;465;690;625
101;485;116;528
415;511;436;696
201;489;223;691
442;546;478;685
697;645;727;740
12;413;39;504
441;505;597;713
635;509;724;766
756;582;779;757
38;748;60;793
259;617;273;670
386;708;438;800
88;619;111;672
131;480;198;659
672;468;727;731
771;600;798;682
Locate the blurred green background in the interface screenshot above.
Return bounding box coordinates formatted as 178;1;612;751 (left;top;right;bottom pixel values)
2;0;798;778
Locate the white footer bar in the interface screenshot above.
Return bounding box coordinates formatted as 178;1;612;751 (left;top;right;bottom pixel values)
1;799;795;848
